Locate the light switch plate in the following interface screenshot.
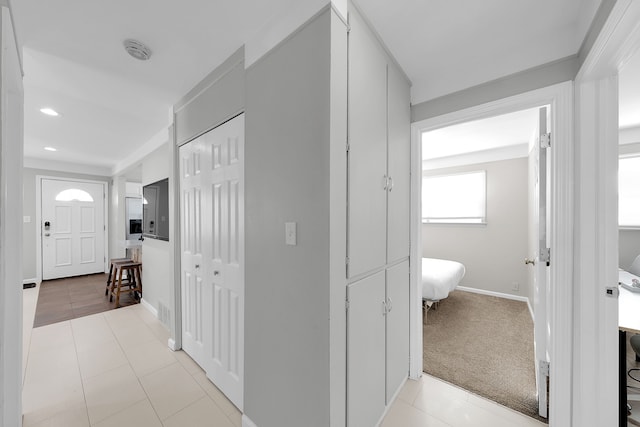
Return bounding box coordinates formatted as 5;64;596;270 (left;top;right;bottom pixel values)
285;222;296;246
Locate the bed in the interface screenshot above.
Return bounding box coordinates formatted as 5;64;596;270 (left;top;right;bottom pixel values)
421;257;466;302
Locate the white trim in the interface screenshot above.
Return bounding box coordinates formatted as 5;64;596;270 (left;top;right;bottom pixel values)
22;278;37;285
619;125;640;145
140;297;158;318
409;112;423;380
411;81;574;427
35;175;109;282
111;126;170;177
24;157;111;177
242;415;258;427
167;338;178;351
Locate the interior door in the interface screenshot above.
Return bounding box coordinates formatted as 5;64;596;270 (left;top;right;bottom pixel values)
180;137;208;369
41;178;105;280
180;114;244;411
203;115;244;411
528;106;551;419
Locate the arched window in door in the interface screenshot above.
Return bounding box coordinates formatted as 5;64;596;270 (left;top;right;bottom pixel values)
55;189;94;202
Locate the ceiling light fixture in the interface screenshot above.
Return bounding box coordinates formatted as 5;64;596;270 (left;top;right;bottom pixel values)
40;107;59;117
44;147;57;152
123;39;152;61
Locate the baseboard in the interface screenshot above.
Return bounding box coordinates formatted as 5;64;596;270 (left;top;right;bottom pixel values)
376;376;409;426
457;286;534;321
140;298;158;318
242;414;258;427
22;278;38;285
168;338;179;351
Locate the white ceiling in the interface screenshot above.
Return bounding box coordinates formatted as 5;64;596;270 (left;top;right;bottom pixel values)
12;0;610;172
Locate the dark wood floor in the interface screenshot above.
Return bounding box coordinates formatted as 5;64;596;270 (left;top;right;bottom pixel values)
33;273;139;328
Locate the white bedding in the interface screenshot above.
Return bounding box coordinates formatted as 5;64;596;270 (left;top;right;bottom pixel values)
421;258;466;301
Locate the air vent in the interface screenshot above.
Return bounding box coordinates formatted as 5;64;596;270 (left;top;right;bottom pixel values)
123;39;152;61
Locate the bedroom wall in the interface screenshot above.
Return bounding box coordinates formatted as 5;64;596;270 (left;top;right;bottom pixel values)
422;157;529;298
620;229;640;270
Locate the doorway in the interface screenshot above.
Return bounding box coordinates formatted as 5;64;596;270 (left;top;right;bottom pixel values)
37;177;108;281
419;107;544;419
410;82;574;426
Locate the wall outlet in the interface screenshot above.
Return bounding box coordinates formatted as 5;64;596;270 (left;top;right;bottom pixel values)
512;281;520;291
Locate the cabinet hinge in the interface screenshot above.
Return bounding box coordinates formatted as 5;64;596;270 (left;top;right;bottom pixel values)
539;360;550;377
345;298;350;312
540;132;551;149
540;247;550;266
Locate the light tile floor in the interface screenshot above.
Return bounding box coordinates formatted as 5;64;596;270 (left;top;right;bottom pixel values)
22;303;241;427
23;289;545;427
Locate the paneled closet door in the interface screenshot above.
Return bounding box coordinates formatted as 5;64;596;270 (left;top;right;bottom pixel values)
386;63;411;263
180;136;210;370
347;271;386;427
385;260;410;403
347;9;388;278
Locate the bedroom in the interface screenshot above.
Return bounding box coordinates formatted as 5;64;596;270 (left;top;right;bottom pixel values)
420;107;544;421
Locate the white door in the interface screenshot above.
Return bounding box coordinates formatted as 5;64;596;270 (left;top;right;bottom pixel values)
180;114;244;411
41;179;105;280
528;106;551;418
347;271;386;427
180;137;207;369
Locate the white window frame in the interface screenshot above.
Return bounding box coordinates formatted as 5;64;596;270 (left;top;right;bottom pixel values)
422;170;487;224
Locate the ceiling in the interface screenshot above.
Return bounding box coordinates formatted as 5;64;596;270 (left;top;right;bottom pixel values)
12;0;615;174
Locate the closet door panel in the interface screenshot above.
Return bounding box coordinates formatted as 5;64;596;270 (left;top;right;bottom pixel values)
347;272;386;427
386;260;410;403
347;10;388;278
386;63;411;263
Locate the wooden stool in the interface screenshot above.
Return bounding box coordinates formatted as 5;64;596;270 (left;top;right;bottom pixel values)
109;261;142;308
105;258;132;296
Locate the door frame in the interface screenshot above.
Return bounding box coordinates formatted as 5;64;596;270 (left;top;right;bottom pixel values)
410;81;573;426
573;1;640;425
36;176;109;282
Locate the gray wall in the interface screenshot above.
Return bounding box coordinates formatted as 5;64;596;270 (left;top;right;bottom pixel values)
422;157;529;298
620;230;640;269
245;9;335;427
22;168;110;281
140;142;172;317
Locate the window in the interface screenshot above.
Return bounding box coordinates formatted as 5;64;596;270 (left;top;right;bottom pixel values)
619;156;640;227
422;171;486;224
55;189;94;202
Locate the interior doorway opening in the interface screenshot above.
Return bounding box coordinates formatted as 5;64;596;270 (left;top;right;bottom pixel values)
418;107;546;421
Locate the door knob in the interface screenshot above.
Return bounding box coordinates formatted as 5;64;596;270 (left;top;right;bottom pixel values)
525;258;535;266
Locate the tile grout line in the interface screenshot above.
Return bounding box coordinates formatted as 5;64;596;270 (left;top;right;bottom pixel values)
70;316;96;427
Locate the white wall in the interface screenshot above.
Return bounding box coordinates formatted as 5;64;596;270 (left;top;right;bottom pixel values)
619;229;640;269
422;157;529;297
140;141;172;319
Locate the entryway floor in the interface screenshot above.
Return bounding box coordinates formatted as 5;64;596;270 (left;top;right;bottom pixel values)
33;273;139;328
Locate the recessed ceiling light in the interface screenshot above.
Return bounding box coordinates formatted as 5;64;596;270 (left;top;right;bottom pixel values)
40;108;59;117
44;147;57;152
123;39;152;61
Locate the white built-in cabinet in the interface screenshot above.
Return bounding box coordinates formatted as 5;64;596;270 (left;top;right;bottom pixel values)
346;6;411;427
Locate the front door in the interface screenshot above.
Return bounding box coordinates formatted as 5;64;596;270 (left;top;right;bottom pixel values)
41;178;106;280
180;114;244;411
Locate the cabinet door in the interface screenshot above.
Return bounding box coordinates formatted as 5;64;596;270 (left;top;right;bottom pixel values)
347;272;386;427
386;63;411;263
386;260;410;403
347;9;388;278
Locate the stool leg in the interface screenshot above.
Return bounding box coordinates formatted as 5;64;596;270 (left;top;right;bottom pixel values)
135;266;142;302
105;262;114;295
115;268;124;308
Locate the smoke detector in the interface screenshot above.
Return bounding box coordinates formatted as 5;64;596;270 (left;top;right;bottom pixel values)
123;39;152;61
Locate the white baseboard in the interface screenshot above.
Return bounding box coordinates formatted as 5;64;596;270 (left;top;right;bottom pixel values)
140;298;158;318
168;338;179;351
242;414;258;427
456;286;534;321
22;278;38;285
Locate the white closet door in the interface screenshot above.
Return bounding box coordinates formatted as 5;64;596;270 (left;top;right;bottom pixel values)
347;9;388;278
386;63;411;263
385;260;410;403
180;137;209;369
347;271;386;427
203;115;245;411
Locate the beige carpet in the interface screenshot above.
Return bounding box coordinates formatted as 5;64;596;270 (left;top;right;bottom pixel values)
423;290;546;422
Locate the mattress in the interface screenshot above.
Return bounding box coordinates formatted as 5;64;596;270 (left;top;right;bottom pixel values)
421;257;466;301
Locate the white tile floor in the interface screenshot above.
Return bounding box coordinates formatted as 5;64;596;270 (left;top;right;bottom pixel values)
23;287;546;427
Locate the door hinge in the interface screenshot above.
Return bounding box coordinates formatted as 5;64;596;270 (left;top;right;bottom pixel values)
346;142;350;153
540;132;551;149
345;298;350;312
540;360;550;377
540;247;550;266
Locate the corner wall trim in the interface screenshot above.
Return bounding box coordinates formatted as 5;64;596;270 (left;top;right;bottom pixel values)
242;415;258;427
140;298;158;318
